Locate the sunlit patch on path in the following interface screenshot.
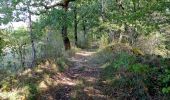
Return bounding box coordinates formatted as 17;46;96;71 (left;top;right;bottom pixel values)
76;51;96;57
38;49;112;100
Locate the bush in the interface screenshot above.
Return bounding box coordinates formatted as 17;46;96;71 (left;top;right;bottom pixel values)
99;34;109;48
89;43;134;66
100;65;150;99
99;52;169;99
128;63;149;74
113;52;136;69
57;58;69;72
160;66;170;94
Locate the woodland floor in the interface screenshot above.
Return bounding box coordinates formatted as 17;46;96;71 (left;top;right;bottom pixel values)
38;49;113;100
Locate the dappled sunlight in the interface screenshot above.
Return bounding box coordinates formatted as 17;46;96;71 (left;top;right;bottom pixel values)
39;81;49;90
68;57;86;62
83;86;109;99
68;51;96;62
52;73;78;86
0;58;72;99
0;90;20;100
1;0;170;99
35;68;43;73
76;51;96;57
0;87;29;100
20;68;32;76
0;46;111;100
84;87;97;95
58;80;77;86
84;77;98;84
100;63;111;68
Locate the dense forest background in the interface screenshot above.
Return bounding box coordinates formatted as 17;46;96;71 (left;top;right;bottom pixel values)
0;0;170;100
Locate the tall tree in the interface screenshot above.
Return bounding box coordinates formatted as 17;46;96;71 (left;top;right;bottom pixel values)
39;0;75;50
74;3;78;46
27;0;36;67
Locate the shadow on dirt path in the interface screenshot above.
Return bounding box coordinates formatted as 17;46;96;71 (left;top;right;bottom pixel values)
38;49;112;100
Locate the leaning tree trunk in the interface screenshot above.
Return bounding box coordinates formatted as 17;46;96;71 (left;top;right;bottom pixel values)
62;5;71;50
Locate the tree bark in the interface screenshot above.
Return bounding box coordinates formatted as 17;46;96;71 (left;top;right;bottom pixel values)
101;0;106;21
19;45;24;67
40;0;72;50
28;3;36;67
83;20;87;40
74;5;78;46
62;5;71;50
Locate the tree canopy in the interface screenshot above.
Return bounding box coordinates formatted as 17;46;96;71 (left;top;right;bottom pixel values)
0;0;170;99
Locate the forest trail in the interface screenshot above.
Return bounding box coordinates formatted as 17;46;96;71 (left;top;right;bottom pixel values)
39;49;111;100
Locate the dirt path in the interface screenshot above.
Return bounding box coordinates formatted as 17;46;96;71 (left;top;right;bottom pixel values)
39;49;111;100
66;50;100;79
63;50;110;100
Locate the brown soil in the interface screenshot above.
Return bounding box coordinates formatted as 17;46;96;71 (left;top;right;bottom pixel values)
38;50;112;100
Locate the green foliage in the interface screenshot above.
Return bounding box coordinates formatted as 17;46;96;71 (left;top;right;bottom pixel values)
0;73;17;92
101;52;137;79
89;47;113;65
0;0;15;24
0;30;5;54
0;0;170;99
99;52;170;99
57;58;68;72
102;62;116;79
113;52;136;69
0;37;4;54
162;87;170;94
128;63;149;74
11;28;29;42
99;34;109;48
0;81;11;92
160;68;170;94
100;63;151;99
26;83;38;100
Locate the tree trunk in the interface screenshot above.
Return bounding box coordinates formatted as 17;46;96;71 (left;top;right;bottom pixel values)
61;21;71;50
74;5;78;46
12;49;17;69
22;44;26;68
28;4;36;67
19;45;24;67
62;5;71;50
83;20;87;40
101;0;106;21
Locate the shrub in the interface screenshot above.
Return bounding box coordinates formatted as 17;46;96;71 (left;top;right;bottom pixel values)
56;58;69;72
99;34;109;48
100;64;151;99
89;43;135;66
128;63;149;74
99;52;169;99
113;52;136;69
160;68;170;94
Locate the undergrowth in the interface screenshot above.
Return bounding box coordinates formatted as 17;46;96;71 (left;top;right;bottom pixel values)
98;51;170;99
0;57;68;100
